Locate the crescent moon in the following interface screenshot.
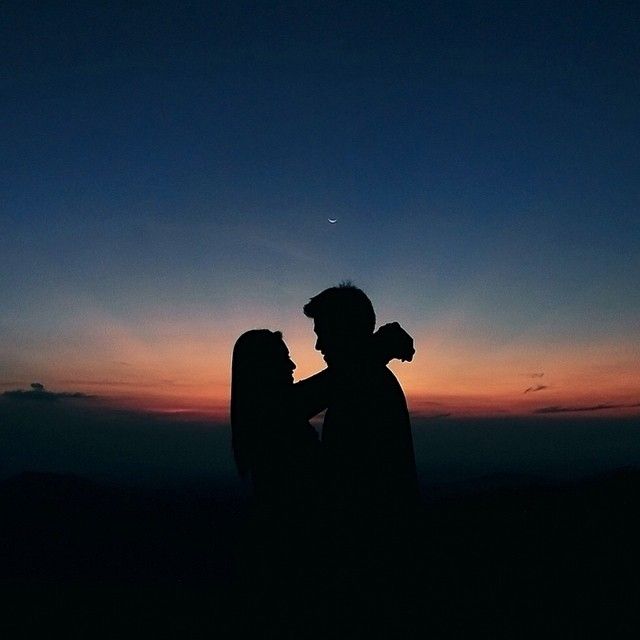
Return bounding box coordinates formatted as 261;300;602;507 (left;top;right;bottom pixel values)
328;218;338;224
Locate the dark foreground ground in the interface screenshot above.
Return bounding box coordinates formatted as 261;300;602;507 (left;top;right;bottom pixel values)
1;470;639;639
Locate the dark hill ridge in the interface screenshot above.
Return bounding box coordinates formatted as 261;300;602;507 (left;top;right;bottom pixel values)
0;471;244;584
1;470;639;638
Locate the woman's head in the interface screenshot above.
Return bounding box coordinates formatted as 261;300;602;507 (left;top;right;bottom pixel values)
231;329;296;389
230;329;296;476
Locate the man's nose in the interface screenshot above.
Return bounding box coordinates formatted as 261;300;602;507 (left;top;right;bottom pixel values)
290;360;296;370
314;338;321;352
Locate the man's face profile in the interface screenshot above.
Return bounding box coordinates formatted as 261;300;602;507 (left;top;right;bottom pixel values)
313;319;344;363
313;320;329;358
313;318;358;364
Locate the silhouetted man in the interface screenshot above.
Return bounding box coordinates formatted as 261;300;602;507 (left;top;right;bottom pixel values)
303;282;419;519
303;283;420;633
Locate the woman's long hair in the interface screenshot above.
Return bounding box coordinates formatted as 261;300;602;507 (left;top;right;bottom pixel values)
230;329;284;478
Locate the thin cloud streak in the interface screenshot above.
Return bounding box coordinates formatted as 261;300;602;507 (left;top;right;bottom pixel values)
524;384;548;394
416;412;452;420
534;402;640;414
61;379;220;389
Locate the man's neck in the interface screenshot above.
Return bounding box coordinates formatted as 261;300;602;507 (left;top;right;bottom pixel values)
327;337;377;368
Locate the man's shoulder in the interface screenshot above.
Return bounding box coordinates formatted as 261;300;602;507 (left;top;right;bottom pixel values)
370;365;408;401
331;360;406;401
377;363;403;385
366;366;411;428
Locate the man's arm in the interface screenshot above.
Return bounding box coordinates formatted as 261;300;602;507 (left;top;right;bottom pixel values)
290;369;332;420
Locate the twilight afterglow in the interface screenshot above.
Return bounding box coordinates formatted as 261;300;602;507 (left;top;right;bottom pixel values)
2;3;639;420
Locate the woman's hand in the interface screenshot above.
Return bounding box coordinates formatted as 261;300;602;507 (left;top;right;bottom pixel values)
373;322;415;364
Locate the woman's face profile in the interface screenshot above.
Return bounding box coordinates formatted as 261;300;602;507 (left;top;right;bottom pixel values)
233;331;296;389
271;339;296;386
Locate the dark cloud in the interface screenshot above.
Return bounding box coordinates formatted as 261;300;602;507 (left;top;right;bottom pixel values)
524;384;548;394
521;373;544;378
534;402;640;414
3;383;92;402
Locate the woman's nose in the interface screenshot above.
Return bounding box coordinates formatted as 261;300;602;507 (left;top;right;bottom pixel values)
289;359;296;370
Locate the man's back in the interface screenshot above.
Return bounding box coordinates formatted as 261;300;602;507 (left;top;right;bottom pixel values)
322;360;418;512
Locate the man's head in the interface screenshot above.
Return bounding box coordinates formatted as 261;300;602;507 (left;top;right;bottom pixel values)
303;282;376;363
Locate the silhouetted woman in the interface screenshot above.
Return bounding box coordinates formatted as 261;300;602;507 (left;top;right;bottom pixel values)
231;329;327;514
230;329;332;634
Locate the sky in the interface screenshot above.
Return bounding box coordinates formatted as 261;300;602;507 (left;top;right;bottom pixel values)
1;1;639;419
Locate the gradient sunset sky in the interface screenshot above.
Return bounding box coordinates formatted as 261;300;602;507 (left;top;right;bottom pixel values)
2;2;639;419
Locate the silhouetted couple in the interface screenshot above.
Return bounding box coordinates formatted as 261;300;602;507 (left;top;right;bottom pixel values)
230;283;419;633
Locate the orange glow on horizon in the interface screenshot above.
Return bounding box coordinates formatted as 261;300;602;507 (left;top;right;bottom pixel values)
6;307;639;420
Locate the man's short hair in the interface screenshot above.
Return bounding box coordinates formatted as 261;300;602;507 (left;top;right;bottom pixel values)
303;281;376;334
